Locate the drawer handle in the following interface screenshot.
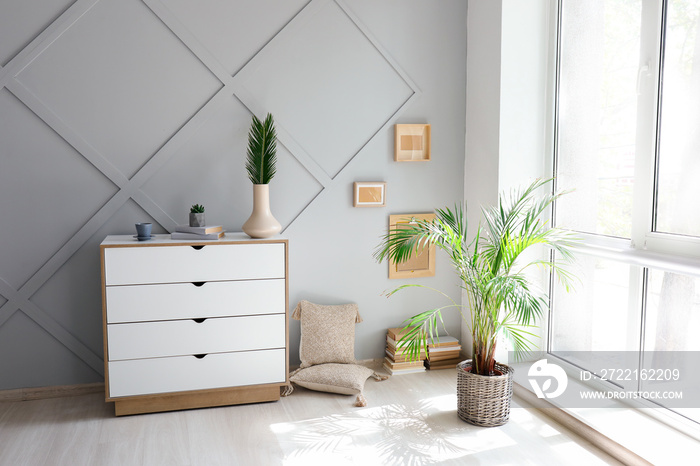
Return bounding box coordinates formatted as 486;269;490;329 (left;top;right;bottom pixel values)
193;354;207;359
192;318;207;323
192;282;205;287
191;245;205;251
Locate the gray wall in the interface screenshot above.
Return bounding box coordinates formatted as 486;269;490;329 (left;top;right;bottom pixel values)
0;0;466;390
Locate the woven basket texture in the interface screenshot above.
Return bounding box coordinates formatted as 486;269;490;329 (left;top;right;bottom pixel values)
456;360;514;427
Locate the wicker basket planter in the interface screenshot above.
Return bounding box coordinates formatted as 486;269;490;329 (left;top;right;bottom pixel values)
456;360;515;427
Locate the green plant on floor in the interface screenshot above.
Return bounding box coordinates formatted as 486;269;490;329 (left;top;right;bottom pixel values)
374;179;579;376
246;113;277;185
190;204;205;213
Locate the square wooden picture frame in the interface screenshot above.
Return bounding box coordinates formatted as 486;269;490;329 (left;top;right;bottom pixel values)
353;182;387;207
394;124;431;162
388;213;436;279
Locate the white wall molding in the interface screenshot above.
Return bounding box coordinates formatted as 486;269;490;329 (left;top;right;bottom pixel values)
0;0;466;390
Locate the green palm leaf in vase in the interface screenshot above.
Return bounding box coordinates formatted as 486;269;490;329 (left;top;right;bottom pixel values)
246;113;277;185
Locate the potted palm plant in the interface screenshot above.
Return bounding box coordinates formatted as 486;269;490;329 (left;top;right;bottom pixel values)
374;179;578;426
242;113;281;238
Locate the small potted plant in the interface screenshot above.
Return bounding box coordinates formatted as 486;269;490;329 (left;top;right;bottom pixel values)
189;204;205;227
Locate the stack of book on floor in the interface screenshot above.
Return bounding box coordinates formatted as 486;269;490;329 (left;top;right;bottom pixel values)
383;326;426;375
171;225;225;240
424;335;462;370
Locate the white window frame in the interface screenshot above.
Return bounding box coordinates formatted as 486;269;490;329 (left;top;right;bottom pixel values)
553;0;700;270
550;0;700;424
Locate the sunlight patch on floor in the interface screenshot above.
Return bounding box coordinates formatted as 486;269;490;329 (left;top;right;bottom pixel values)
269;394;558;465
272;400;473;464
269;388;621;465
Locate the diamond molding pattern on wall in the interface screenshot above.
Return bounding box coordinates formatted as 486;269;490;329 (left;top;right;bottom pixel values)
16;0;224;180
160;0;312;77
0;0;418;389
233;0;418;182
0;0;76;67
0;87;118;290
139;94;324;234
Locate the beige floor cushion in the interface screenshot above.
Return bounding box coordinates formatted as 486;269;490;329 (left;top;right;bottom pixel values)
291;300;362;369
287;363;387;407
287;300;388;406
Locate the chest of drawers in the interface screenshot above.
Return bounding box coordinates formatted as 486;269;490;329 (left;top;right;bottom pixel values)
100;233;288;416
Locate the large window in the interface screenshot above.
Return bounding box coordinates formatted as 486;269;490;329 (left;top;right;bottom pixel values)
551;0;700;422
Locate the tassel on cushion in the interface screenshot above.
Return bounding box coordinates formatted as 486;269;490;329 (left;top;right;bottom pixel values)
281;384;294;397
371;371;389;381
354;393;367;407
291;302;302;320
281;368;304;397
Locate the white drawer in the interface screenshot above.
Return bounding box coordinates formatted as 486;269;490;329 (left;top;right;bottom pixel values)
107;314;285;361
104;243;285;285
108;348;286;398
105;279;286;323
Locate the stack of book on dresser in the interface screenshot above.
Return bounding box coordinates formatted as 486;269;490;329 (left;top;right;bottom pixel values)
424;336;462;370
171;225;225;240
383;326;426;375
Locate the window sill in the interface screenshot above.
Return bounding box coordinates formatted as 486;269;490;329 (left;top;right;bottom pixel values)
511;361;700;465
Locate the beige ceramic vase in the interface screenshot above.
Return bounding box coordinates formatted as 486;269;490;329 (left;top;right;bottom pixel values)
242;184;281;238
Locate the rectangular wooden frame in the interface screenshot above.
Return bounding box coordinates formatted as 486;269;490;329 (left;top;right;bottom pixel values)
353;182;386;207
388;213;436;279
394;124;431;162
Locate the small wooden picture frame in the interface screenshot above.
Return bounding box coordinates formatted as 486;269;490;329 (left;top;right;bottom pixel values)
388;213;436;279
353;182;387;207
395;124;431;162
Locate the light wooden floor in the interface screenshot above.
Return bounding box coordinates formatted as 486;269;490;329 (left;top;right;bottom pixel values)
0;368;622;466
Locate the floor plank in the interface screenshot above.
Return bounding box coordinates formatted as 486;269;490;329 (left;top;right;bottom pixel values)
0;369;622;465
0;398;62;465
45;394;111;465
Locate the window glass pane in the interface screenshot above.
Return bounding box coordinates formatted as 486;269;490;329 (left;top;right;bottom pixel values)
644;269;700;351
643;269;700;422
556;0;642;238
550;255;641;353
655;0;700;237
